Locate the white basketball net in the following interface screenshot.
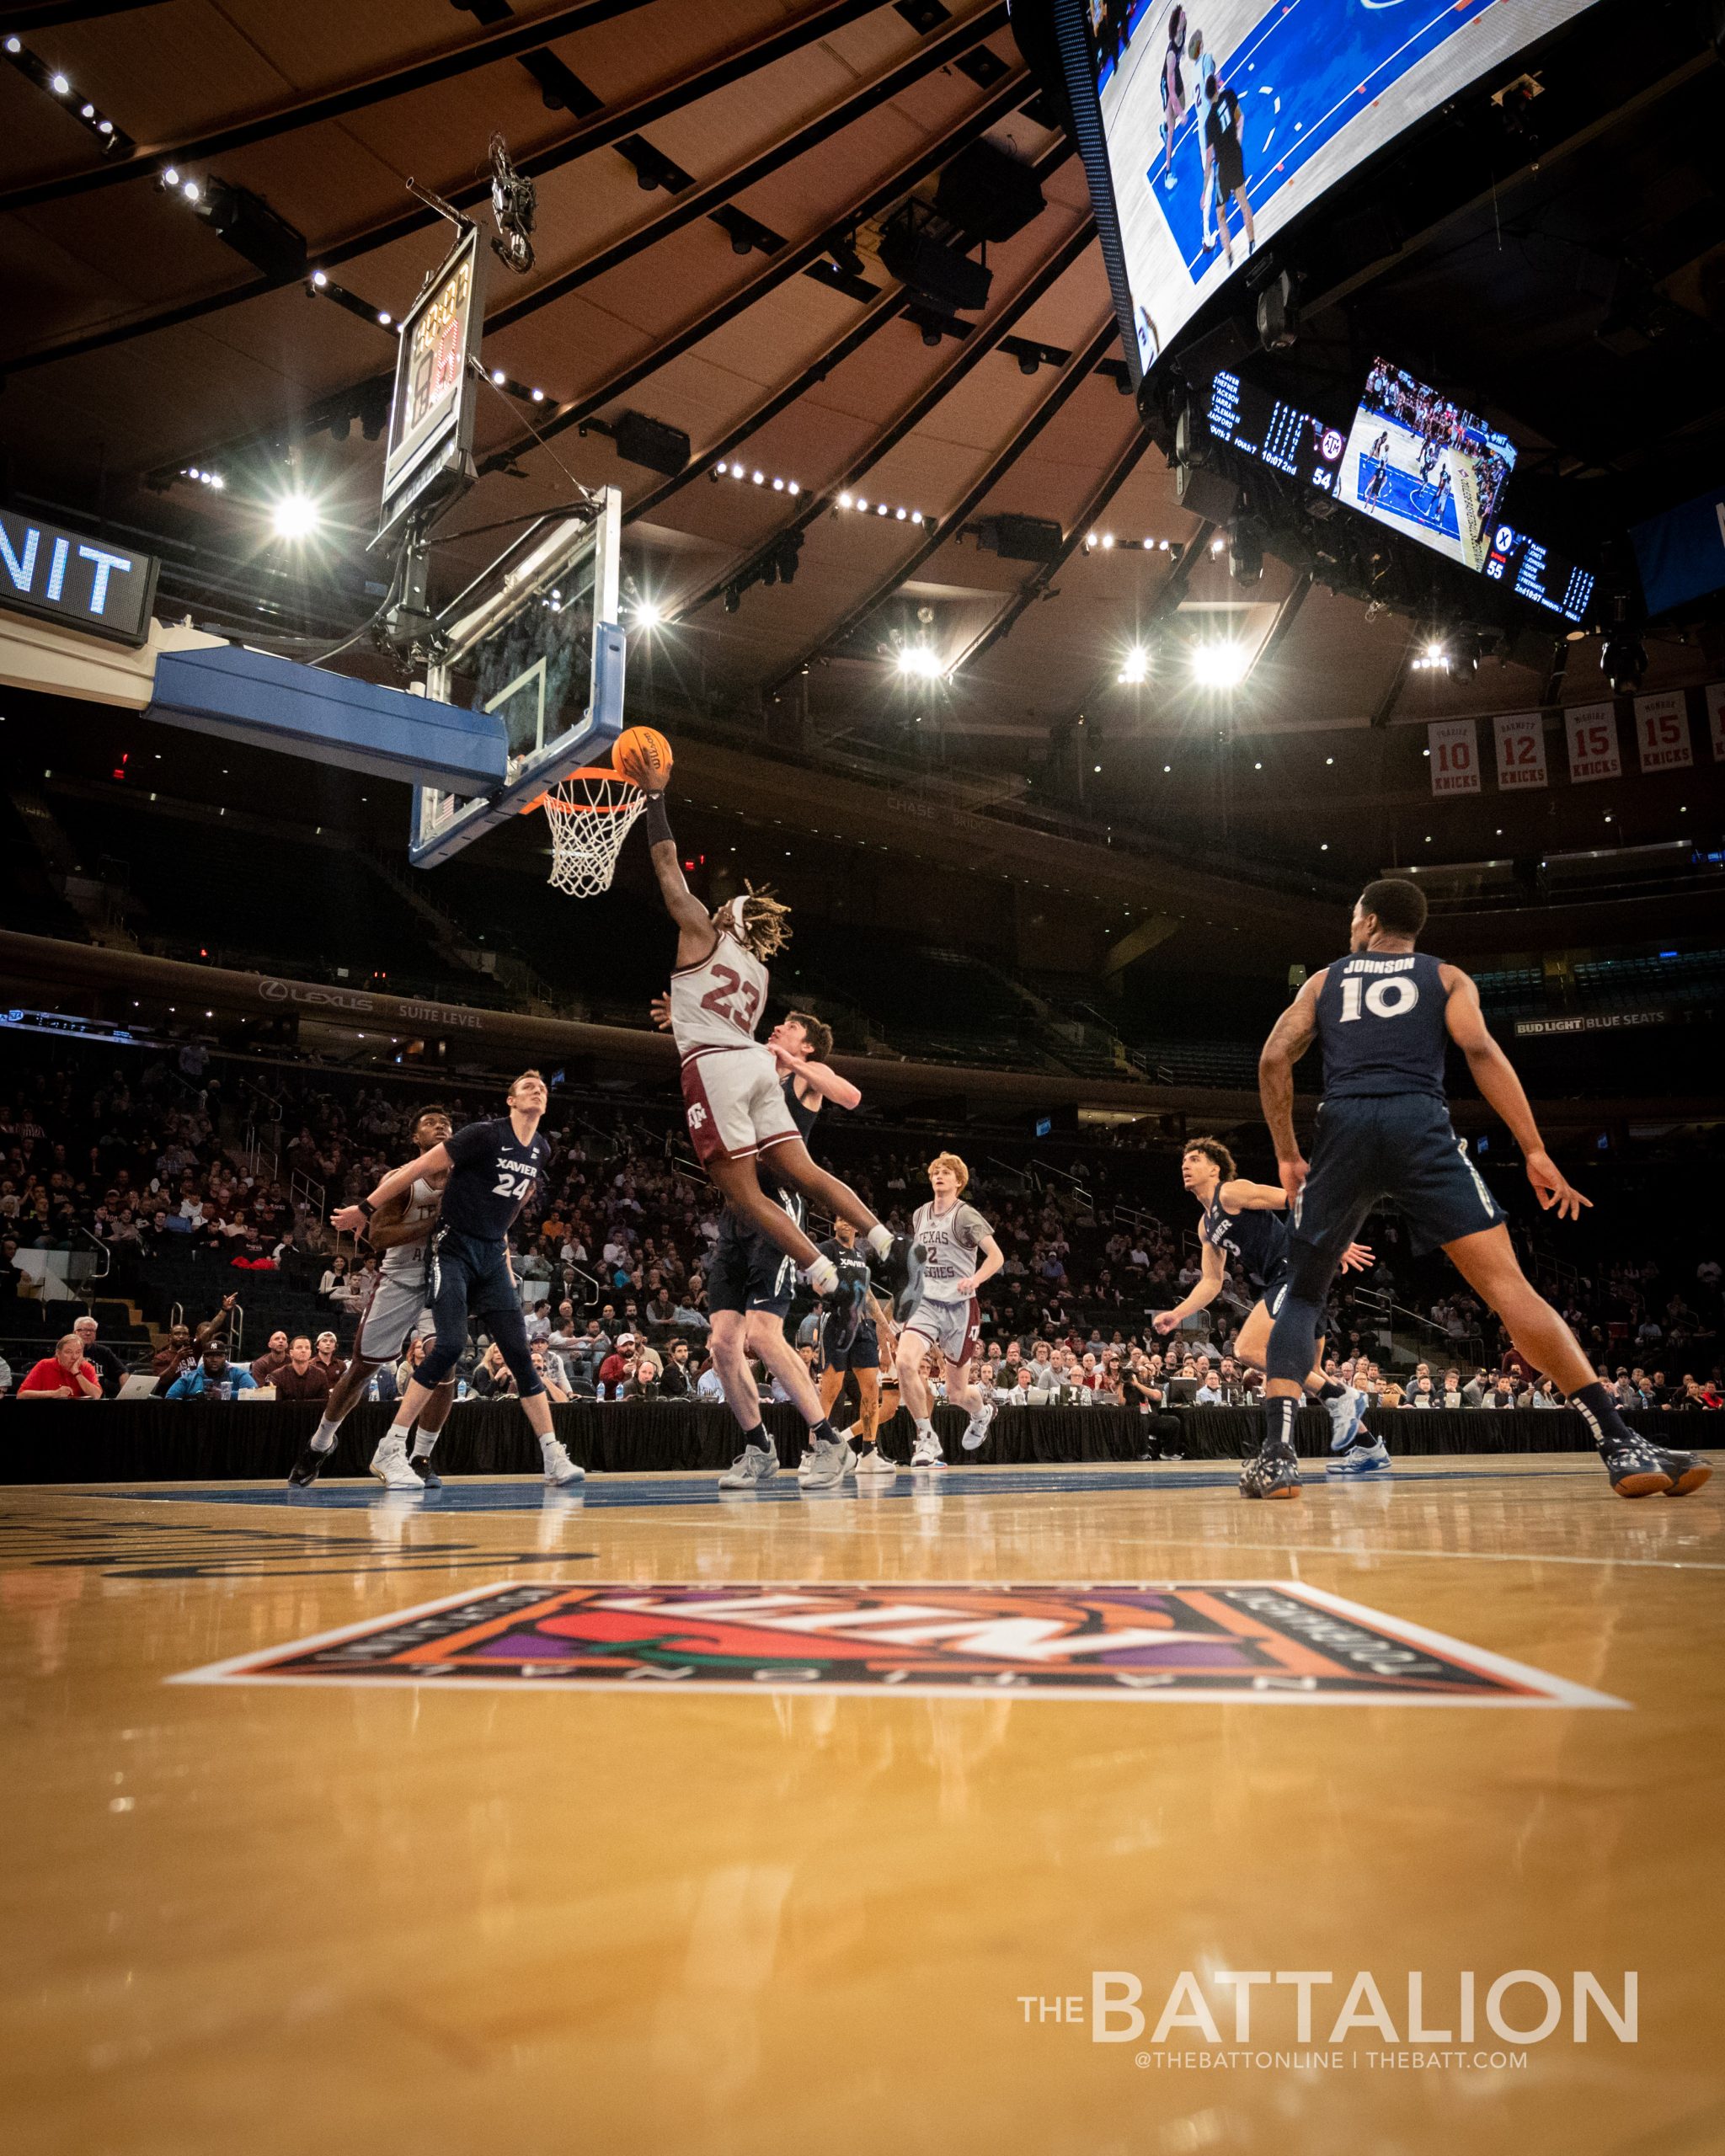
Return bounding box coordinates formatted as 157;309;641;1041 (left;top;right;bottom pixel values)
542;771;646;897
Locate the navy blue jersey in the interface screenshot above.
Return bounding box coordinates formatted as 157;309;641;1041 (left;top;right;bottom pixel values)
1315;949;1450;1102
437;1116;552;1240
817;1235;873;1327
1202;1188;1288;1290
761;1076;819;1198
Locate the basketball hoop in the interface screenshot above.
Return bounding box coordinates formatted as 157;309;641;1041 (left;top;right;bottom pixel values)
539;767;645;896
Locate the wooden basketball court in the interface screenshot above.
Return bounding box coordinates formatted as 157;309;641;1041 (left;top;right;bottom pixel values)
4;1454;1721;2155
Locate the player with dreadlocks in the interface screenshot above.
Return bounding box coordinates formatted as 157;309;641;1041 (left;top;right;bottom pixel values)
638;771;903;1491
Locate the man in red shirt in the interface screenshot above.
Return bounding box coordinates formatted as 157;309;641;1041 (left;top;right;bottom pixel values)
19;1334;103;1399
596;1332;635;1400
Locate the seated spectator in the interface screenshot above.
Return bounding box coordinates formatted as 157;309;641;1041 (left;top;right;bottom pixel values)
1483;1375;1519;1409
313;1332;346;1386
1528;1376;1562;1408
625;1348;662;1401
151;1295;237;1396
18;1332;104;1400
529;1341;572;1405
469;1342;516;1400
166;1347;258;1400
659;1338;695;1399
596;1332;636;1401
71;1315;126;1399
272;1336;331;1405
695;1358;727;1403
1194;1370;1225;1406
318;1255;351;1303
524;1301;552;1345
249;1330;292;1386
1680;1374;1722;1409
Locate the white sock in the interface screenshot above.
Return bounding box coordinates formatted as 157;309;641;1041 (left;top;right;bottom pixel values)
410;1432;436;1460
309;1417;339;1454
537;1430;561;1454
915;1417;933;1439
382;1420;412;1451
865;1224;893;1259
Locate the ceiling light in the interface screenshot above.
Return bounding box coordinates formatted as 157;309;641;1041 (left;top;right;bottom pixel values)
715;461;729;476
1210;536;1226;555
270;493;322;542
911;510;923;525
1101;533;1114;550
752;470;765;484
1191;642;1249;688
1117;648;1150;685
531;387;544;402
896;645;942;679
838;493;852;509
788;482;800;497
182;180;200;201
377;311;393;326
855;497;868;512
772;477;784;491
633;598;663;630
162;166;179;187
490;367;505;385
4;38;22;55
51;72;70;94
311;269;328;288
80;102;95;118
98;120;113;134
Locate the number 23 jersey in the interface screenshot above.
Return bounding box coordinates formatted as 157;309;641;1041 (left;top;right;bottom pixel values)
438;1116;553;1240
669;924;771;1056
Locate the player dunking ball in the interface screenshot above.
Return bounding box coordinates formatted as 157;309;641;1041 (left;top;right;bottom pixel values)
290;1105;456;1487
650;995;867;1492
635;756;901;1310
330;1071;585;1490
896;1152;1003;1469
1155;1137;1385;1473
1244;878;1712;1502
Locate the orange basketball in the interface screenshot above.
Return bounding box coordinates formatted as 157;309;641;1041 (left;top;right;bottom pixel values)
613;725;673;788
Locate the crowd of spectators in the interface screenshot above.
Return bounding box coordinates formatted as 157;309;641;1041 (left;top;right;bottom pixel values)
1;1040;1720;1416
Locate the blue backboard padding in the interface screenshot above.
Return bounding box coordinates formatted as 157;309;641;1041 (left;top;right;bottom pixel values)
147;645;507;791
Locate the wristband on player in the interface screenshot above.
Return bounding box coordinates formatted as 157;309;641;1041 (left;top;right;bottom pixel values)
642;789;674;848
358;1197;377;1219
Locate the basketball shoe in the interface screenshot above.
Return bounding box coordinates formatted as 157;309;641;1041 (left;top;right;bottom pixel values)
960;1399;996;1453
911;1429;945;1470
1239;1443;1301;1500
287;1444;328;1488
1602;1436;1711;1499
409;1454;442;1489
541;1438;586;1487
853;1444;897;1482
802;1434;852;1492
1326;1437;1391;1480
369;1436;423;1491
720;1443;779;1489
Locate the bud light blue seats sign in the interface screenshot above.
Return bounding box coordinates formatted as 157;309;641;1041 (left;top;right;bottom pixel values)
0;508;158;646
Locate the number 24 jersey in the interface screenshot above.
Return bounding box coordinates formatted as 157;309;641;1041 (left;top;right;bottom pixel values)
669;924;771;1058
438;1117;553;1241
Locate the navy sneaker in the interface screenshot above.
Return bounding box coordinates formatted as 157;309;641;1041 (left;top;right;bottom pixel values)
1650;1446;1711;1498
409;1454;442;1490
1239;1445;1302;1501
287;1445;328;1489
1603;1436;1682;1499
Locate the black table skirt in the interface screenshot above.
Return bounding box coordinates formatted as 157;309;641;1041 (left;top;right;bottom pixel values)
0;1400;1711;1483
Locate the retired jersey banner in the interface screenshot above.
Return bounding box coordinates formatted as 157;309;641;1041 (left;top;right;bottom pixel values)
1565;702;1621;784
1705;682;1725;764
1632;691;1693;774
1428;718;1479;796
1493;710;1547;790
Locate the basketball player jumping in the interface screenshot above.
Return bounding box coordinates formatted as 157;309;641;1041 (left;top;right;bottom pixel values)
1244;877;1712;1502
649;996;868;1492
638;777;900;1304
330;1071;585;1490
1155;1136;1384;1472
896;1151;1002;1469
290;1104;456;1488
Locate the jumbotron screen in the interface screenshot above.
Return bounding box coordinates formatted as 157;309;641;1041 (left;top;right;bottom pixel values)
1339;357;1514;573
1074;0;1602;381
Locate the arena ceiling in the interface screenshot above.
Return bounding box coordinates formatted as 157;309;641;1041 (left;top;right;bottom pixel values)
3;0;1723;801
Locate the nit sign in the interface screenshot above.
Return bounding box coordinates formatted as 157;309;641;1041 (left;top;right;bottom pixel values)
0;509;158;646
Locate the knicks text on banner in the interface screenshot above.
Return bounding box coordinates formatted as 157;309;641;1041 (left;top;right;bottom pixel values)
1632;691;1694;774
1428;719;1480;796
1565;702;1621;784
1493;711;1547;791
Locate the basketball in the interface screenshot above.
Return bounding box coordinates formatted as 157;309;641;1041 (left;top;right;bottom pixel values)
614;725;673;788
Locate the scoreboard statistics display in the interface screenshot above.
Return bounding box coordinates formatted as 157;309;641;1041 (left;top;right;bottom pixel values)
379;223;487;541
1483;524;1596;627
1206;371;1346;495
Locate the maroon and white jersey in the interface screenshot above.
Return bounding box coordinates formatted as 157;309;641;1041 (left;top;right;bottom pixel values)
670;922;770;1059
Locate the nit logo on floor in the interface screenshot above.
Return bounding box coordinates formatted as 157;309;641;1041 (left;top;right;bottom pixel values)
172;1582;1624;1707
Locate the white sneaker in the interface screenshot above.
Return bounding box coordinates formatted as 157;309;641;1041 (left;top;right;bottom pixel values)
960;1399;996;1453
542;1438;586;1486
853;1446;897;1481
802;1435;852;1491
1325;1386;1367;1453
369;1437;422;1491
911;1430;944;1470
721;1444;779;1489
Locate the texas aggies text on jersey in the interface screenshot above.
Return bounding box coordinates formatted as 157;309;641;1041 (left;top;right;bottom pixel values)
668;921;771;1059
